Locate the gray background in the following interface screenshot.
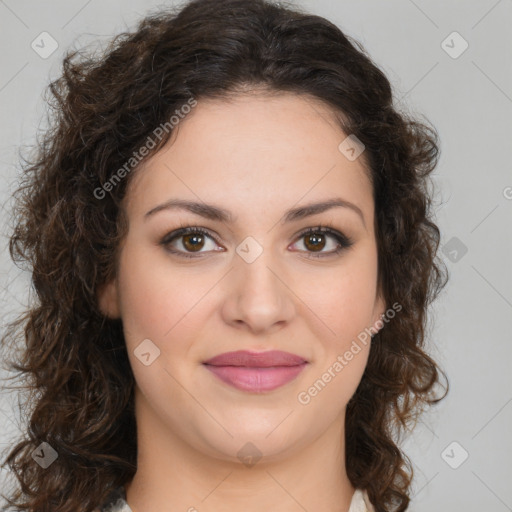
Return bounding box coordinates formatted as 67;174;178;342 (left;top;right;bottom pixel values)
1;0;511;510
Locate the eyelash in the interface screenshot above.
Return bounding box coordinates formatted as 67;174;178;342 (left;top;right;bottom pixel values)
159;224;354;260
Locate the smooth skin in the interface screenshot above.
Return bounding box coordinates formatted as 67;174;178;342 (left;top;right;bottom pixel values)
98;90;386;512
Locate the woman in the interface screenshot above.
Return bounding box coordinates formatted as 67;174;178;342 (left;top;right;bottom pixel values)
1;0;449;511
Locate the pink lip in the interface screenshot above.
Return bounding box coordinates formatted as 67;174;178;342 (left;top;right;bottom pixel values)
203;350;308;392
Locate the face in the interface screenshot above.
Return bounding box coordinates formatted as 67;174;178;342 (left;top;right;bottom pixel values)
98;91;386;464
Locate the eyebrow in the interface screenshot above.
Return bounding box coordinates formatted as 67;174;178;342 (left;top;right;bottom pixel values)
144;197;366;228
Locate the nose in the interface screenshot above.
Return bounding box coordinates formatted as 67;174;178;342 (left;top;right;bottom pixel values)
220;248;296;335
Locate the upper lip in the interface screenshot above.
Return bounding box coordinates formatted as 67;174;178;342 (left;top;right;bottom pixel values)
203;350;307;367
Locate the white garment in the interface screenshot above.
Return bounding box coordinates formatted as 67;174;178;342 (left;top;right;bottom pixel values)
348;488;375;512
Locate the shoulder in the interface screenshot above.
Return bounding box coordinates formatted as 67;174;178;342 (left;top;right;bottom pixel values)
349;488;375;512
94;486;132;512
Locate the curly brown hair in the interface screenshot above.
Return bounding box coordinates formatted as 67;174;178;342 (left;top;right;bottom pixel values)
0;0;449;511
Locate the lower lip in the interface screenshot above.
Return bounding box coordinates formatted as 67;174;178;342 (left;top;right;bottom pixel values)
203;363;308;392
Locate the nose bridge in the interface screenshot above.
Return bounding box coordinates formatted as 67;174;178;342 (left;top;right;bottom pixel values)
237;247;279;296
224;235;295;333
235;237;283;305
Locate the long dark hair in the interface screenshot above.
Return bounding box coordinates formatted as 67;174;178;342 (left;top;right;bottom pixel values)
1;1;448;510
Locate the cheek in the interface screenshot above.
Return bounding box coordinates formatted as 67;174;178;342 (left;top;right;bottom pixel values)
115;244;205;404
299;247;379;343
296;273;375;411
116;241;215;352
117;262;173;344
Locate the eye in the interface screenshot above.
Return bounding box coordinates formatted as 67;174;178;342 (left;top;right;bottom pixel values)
160;226;223;259
160;224;354;259
290;225;354;258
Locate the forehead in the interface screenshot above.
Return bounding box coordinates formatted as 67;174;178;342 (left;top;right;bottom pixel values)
124;92;374;227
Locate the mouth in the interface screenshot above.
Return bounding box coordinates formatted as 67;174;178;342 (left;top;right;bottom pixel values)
202;350;308;393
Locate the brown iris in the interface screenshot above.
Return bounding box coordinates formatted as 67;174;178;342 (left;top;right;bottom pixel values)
303;232;326;252
182;233;205;252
